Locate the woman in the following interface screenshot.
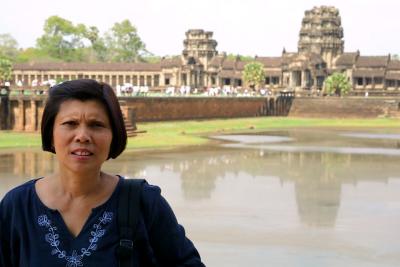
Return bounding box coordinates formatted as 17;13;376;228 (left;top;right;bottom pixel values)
0;79;205;267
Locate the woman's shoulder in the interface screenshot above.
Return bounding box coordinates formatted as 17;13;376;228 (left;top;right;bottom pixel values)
0;179;38;206
119;178;166;212
142;180;162;199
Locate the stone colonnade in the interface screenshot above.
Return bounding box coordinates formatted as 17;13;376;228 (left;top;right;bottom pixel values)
11;71;162;88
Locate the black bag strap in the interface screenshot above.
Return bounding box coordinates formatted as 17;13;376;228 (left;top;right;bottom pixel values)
117;178;146;267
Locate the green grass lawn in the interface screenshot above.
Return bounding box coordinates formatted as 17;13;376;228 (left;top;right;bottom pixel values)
1;117;400;150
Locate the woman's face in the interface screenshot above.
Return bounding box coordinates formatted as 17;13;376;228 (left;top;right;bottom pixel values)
52;99;113;174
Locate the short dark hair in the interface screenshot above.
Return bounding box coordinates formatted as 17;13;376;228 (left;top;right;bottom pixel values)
41;79;127;159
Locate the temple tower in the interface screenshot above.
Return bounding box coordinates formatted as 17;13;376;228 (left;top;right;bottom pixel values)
182;29;218;68
298;6;344;68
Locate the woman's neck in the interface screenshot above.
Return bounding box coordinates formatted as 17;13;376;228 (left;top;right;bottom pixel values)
54;169;105;198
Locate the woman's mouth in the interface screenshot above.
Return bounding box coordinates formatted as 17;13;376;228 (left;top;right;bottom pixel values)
71;149;93;157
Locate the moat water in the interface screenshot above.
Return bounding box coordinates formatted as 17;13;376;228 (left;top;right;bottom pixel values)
1;128;400;267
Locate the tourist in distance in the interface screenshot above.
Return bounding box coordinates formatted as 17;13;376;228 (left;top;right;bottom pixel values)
0;79;205;266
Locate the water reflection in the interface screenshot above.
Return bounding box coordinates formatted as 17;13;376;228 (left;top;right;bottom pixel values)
0;150;56;197
2;130;400;231
105;143;400;228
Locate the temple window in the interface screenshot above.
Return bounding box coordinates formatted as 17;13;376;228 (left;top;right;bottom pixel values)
357;78;363;86
154;75;160;86
181;74;187;86
112;75;117;86
365;78;372;85
316;76;324;87
386;80;395;87
211;76;216;85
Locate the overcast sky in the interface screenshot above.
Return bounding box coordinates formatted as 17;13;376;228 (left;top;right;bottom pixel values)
1;0;399;57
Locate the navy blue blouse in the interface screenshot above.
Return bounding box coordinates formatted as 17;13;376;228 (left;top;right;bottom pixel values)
0;177;205;267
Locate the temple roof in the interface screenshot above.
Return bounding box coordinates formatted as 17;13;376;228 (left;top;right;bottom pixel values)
265;70;282;76
353;69;385;77
236;61;247;70
335;52;358;66
219;70;242;79
255;57;282;68
355;56;389;68
387;60;400;70
13;62;162;72
161;57;182;68
209;56;224;67
222;60;236;70
386;71;400;80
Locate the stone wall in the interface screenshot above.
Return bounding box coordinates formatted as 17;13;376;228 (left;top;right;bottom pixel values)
0;96;46;131
0;96;275;131
120;97;271;122
288;97;400;118
2;96;400;132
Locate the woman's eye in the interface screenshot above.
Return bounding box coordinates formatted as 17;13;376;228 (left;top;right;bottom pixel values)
92;122;105;127
63;121;77;126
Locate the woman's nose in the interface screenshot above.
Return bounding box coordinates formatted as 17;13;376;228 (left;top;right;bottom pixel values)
74;126;91;143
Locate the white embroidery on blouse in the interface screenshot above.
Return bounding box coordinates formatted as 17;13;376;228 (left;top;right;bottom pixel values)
38;211;113;267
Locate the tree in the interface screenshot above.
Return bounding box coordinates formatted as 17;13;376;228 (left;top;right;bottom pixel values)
227;54;253;62
0;58;12;83
324;72;351;96
16;47;63;63
0;33;19;60
242;61;265;90
83;26;108;62
105;19;148;62
36;16;86;61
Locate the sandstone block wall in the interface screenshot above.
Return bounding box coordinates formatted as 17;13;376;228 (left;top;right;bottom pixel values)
2;96;400;132
288;97;400;118
120;97;269;122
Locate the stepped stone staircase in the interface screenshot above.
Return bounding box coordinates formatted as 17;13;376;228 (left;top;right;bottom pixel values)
123;114;137;137
119;100;138;137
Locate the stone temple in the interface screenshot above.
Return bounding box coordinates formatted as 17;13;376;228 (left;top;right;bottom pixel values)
10;6;400;93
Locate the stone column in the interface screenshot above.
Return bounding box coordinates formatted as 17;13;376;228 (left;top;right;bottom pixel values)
372;77;375;89
301;71;305;88
17;99;25;131
290;72;294;88
6;98;10;129
190;72;193;87
27;72;32;87
30;100;37;131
